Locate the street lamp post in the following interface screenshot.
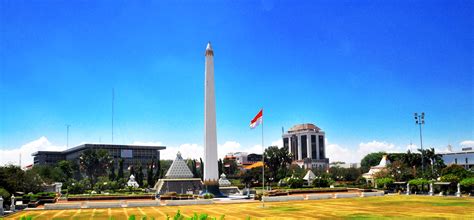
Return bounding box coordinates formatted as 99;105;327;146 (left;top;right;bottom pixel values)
414;112;425;174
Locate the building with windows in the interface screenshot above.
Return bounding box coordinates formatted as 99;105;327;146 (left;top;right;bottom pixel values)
224;152;262;165
32;143;166;171
440;147;474;169
282;123;329;169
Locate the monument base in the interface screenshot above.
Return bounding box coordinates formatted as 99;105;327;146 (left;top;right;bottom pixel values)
201;182;226;198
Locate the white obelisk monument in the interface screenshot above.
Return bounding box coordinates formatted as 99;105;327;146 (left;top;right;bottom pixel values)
204;42;219;182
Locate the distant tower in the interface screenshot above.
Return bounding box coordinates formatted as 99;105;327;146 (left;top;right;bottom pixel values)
203;42;219;182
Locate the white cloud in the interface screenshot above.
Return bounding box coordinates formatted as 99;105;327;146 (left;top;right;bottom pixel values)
0;136;66;167
218;141;242;159
326;140;405;164
357;140;400;157
460;140;474;148
248;144;264;154
326;143;353;163
154;143;203;161
157;140;257;161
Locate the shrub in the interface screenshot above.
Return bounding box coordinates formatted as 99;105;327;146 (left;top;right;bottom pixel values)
36;192;56;198
460;177;474;187
22;193;38;202
440;174;460;183
287;177;304;189
408;178;429;186
312;177;334;188
0;187;10;200
163;192;177;197
376;177;394;187
19;216;33;220
68;180;85;194
441;164;473;179
203;193;214;199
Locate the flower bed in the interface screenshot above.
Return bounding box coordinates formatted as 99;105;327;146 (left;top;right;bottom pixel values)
159;193;196;201
67;194;155;201
267;187;348;197
22;192;58;207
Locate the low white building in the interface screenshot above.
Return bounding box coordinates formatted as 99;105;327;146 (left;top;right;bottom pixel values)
330;162;360;169
440;147;474;169
362;155;390;185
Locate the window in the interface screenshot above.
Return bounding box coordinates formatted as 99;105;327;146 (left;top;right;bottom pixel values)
283;138;289;150
311;135;317;159
301;135;307;159
318;135;325;159
291;136;298;160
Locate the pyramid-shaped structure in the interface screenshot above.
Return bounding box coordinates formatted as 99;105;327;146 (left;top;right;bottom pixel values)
165;152;194;179
303;170;316;181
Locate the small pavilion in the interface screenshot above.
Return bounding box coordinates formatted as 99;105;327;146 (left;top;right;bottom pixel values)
362;155;390;186
154;152;203;195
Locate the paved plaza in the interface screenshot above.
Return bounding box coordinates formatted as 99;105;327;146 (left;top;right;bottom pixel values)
5;195;474;219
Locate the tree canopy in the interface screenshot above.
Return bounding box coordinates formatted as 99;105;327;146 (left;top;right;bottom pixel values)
264;145;292;181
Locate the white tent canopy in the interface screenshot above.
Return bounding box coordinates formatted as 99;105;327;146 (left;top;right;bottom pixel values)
303;170;316;181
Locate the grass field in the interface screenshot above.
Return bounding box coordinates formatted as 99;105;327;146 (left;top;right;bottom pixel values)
5;195;474;219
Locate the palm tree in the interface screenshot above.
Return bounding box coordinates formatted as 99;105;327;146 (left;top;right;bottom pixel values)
79;148;112;185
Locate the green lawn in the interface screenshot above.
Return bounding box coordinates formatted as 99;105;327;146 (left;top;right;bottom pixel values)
6;195;474;219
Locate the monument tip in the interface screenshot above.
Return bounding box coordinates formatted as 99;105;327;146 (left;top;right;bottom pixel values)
206;42;212;51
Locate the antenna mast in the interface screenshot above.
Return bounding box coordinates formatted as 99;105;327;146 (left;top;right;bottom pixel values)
112;88;115;143
66;124;71;149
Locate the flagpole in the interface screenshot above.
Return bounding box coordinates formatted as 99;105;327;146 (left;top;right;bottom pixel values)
261;108;265;208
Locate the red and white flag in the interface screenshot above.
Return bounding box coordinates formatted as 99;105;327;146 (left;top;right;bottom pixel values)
250;109;263;129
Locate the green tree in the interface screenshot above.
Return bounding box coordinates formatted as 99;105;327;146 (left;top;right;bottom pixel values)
31;165;63;183
117;158;124;180
0;187;11;208
23;169;45;193
460;177;474;193
218;159;224;176
192;159;199;178
440;174;460;183
136;164;144;187
223;158;238;176
408;178;430;192
287;176;304;188
441;164;472;180
360;152;385;173
130;166;135;177
289;164;305;178
264;145;292;181
388;160;414;181
153;159;162;181
109;161;116;181
312;173;334;187
241;167;265;187
0;165;25;194
187;159;199;178
199;158;204;180
147;161;155;187
57;160;74;181
376;177;394;189
79;148;112;185
159;160;173;176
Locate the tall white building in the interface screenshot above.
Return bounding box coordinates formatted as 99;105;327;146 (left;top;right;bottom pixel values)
282;123;329;169
203;42;219;182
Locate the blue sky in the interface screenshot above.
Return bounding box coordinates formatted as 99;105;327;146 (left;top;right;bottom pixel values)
0;0;473;164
